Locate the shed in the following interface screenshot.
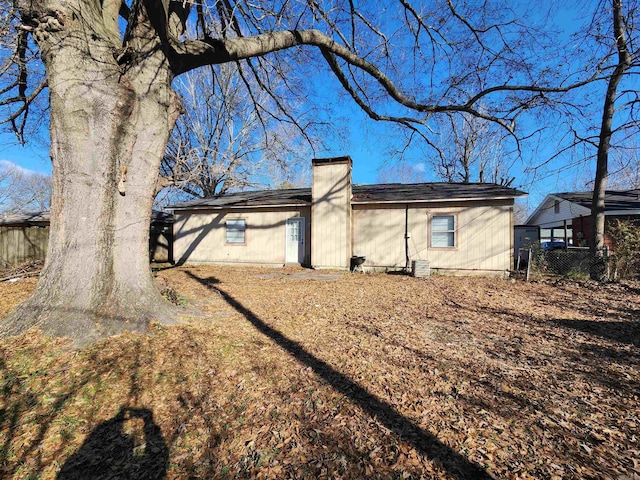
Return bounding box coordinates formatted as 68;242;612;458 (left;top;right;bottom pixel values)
0;210;174;267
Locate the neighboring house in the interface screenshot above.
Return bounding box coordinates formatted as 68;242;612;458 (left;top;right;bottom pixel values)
171;157;525;276
526;190;640;248
0;211;173;267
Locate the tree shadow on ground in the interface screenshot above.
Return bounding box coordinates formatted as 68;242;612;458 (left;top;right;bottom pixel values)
57;407;168;480
450;301;640;390
0;334;174;480
185;271;493;480
454;297;640;351
550;318;640;348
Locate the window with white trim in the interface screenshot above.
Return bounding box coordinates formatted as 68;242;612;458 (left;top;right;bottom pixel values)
226;219;246;244
431;214;456;247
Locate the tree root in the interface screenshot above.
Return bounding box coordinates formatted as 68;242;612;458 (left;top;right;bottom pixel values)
1;295;182;348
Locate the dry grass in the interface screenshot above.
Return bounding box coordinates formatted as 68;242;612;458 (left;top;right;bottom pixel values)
0;265;639;479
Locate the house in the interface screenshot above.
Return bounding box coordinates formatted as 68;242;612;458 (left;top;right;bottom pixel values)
0;211;173;266
525;190;640;248
171;157;525;276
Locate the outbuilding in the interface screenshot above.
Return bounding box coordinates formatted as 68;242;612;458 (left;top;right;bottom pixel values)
0;210;173;266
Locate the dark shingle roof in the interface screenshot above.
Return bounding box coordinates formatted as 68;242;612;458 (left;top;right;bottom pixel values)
352;182;524;203
555;190;640;211
170;183;525;209
170;188;313;209
0;210;173;226
0;211;50;225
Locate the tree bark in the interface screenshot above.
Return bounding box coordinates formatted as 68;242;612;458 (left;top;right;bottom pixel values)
590;0;631;281
2;2;182;345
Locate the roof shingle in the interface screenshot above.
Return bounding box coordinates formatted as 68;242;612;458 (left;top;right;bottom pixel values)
169;182;525;209
554;190;640;211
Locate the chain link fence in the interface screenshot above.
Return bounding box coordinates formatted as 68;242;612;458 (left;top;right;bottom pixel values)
515;246;608;281
514;219;640;282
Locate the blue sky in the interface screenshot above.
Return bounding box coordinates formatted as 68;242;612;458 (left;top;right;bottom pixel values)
0;118;387;185
0;1;621;214
0;140;51;175
0;99;593;214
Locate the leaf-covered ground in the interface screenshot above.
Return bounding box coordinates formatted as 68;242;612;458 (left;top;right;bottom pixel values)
0;266;638;479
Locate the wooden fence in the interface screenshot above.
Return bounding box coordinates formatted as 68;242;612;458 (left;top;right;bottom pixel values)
0;226;49;267
0;225;172;267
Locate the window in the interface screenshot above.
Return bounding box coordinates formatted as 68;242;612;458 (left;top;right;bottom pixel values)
289;219;301;241
431;215;455;248
226;219;246;244
554;200;560;214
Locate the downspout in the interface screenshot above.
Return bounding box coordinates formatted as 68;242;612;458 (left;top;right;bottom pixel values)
405;204;410;271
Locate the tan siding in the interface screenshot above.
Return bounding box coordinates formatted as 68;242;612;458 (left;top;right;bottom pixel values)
352;201;514;274
174;207;311;265
426;205;512;273
312;162;351;268
175;195;514;275
352;206;407;268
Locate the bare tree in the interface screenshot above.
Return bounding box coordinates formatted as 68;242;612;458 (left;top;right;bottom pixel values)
0;1;46;143
432;113;516;186
519;0;638;281
513;200;529;225
0;1;600;344
571;144;640;191
0;160;51;213
609;146;640;189
157;63;313;205
545;0;639;279
0;161;15;210
589;0;636;280
376;162;426;184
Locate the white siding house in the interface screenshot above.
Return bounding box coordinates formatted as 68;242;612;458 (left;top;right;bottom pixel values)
527;195;590;229
526;190;640;247
526;194;590;244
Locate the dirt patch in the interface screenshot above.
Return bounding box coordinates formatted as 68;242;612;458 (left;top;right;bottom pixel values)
0;266;638;479
254;268;344;281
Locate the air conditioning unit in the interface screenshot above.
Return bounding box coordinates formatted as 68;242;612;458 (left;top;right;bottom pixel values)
412;260;430;278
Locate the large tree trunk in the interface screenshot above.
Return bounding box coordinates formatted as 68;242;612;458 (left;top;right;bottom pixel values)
590;149;608;281
589;0;631;281
2;3;182;345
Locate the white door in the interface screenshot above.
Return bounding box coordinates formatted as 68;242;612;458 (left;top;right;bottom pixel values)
286;218;305;264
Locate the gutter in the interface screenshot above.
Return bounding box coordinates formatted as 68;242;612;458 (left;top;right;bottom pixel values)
172;196;521;210
170;203;311;211
351;196;520;205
